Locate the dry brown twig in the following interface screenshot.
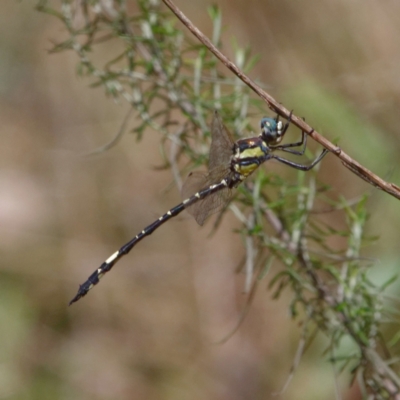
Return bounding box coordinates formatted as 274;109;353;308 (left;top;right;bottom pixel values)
160;1;400;396
162;0;400;201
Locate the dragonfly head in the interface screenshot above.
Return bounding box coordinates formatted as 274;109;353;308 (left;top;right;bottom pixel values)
260;117;283;145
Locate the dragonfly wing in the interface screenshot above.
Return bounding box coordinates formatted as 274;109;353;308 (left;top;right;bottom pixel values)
209;111;235;171
189;185;232;226
181;168;233;226
181;171;209;200
181;112;235;226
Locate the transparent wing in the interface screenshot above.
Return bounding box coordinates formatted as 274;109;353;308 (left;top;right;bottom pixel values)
181;171;209;200
181;167;234;226
181;112;235;226
209;111;235;171
187;185;233;226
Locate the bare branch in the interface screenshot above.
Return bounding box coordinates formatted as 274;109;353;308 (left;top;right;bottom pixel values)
161;0;400;201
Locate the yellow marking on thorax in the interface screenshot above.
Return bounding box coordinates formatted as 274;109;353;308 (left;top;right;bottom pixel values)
236;163;258;176
240;146;265;159
234;146;265;176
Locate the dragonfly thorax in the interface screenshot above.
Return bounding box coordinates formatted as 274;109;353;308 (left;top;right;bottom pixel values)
232;136;270;178
70;110;327;305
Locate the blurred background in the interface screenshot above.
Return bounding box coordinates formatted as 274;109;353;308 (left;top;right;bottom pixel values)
1;1;400;399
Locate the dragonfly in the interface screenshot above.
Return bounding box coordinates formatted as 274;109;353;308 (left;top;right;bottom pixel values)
70;111;328;305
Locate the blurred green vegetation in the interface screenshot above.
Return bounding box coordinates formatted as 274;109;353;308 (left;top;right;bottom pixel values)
1;1;400;399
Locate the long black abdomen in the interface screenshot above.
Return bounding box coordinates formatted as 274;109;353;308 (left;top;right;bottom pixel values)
69;179;228;305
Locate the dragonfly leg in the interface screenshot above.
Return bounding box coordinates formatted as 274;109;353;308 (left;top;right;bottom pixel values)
272;148;328;171
274;131;307;155
275;110;293;137
272;120;313;156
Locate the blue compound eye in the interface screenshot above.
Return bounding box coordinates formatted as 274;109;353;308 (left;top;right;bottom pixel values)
260;117;276;131
69;110;327;306
261;117;282;145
